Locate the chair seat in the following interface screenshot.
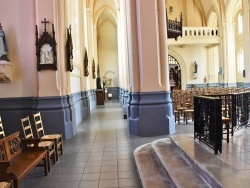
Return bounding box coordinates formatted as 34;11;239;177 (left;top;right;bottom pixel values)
39;141;53;148
41;134;61;140
184;109;194;112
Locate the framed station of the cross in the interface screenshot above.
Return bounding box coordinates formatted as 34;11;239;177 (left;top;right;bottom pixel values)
35;18;57;71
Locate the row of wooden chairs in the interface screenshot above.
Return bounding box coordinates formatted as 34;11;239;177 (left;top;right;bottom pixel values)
173;88;234;142
173;90;195;124
0;112;63;174
172;87;250;124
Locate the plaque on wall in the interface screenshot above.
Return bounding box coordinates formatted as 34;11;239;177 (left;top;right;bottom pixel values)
35;18;57;71
66;25;73;72
84;48;89;76
92;59;96;79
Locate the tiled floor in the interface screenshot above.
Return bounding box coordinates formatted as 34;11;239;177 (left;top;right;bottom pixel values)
20;100;250;188
21;101;150;188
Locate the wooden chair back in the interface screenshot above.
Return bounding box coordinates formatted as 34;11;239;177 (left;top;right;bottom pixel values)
2;131;22;161
20;116;34;139
33;112;45;138
0;137;7;161
0;115;5;139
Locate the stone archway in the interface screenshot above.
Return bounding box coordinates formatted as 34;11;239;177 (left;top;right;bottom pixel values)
169;55;181;91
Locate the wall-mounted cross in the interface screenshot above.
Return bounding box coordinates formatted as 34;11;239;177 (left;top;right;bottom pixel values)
41;18;49;32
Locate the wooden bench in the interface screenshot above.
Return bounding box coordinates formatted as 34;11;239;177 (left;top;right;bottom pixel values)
0;182;11;188
0;132;48;188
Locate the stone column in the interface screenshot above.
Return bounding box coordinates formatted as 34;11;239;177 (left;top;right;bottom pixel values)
126;0;175;136
119;0;129;118
243;0;250;87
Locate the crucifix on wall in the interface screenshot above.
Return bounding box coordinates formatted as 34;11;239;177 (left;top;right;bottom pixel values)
41;18;49;32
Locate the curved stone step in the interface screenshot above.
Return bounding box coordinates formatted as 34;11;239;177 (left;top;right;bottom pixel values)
134;143;175;188
170;134;250;188
151;138;211;188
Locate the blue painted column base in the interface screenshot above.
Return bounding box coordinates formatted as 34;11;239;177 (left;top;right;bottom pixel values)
128;91;175;137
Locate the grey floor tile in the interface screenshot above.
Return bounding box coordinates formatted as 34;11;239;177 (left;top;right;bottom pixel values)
99;179;118;188
88;156;103;162
101;165;118;173
62;173;82;181
82;173;100;181
100;172;118;180
118;178;140;187
84;166;101;173
67;167;85;174
102;160;117;166
118;164;134;172
86;161;102;167
118;171;138;179
59;181;80;188
79;180;99;188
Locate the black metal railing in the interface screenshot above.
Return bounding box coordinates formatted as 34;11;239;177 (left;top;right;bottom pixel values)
194;96;222;154
205;91;250;135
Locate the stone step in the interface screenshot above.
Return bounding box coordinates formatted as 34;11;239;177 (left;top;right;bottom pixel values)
171;134;250;188
134;143;175;188
151;138;211;188
134;134;250;188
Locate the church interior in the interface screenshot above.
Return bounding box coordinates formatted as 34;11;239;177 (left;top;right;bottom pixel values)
1;0;250;187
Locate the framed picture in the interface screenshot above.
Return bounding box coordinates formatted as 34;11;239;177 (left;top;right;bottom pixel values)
35;18;57;71
84;48;89;76
66;25;73;72
92;59;96;79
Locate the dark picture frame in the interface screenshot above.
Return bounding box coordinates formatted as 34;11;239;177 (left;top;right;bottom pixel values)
66;25;73;72
35;18;57;71
84;48;89;76
92;59;96;79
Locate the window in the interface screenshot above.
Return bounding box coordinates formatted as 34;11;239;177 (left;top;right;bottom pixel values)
238;13;243;34
237;48;244;73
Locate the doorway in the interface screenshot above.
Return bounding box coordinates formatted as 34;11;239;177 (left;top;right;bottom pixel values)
169;55;181;90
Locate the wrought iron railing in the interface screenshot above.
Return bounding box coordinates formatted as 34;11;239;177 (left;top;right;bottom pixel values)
205;91;250;135
194;96;222;154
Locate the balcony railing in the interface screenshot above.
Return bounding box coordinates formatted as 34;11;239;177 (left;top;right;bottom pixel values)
167;12;183;40
183;27;219;37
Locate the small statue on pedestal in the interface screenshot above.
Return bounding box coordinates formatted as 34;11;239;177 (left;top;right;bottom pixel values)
0;23;9;61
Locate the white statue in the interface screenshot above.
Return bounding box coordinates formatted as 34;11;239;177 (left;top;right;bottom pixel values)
40;44;53;64
0;23;9;61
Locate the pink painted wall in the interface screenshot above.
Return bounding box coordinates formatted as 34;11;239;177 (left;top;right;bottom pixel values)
0;0;37;97
0;0;61;98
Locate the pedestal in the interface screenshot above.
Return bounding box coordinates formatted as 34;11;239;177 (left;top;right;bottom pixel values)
96;89;105;105
0;60;12;83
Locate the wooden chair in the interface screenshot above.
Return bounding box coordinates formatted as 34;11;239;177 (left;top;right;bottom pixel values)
33;112;63;161
20;116;56;172
184;108;194;124
174;110;180;125
0;115;5;139
222;116;231;143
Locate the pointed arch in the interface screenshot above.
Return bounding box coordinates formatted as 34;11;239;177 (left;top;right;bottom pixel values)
207;11;218;27
168;49;187;89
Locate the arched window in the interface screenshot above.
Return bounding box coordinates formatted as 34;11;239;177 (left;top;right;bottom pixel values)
238;13;243;34
237;48;244;73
